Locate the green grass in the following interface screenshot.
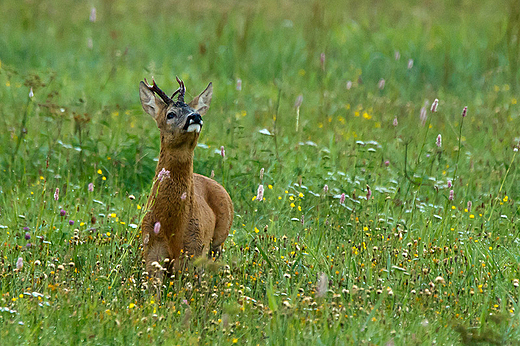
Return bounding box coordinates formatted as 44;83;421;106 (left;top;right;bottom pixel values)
1;0;520;344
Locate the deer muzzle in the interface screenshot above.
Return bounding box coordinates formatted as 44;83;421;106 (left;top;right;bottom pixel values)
184;113;203;133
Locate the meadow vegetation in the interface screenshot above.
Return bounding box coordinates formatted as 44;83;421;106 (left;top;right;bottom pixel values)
1;0;520;344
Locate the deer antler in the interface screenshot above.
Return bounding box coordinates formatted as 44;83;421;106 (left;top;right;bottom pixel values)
171;76;186;103
144;77;173;105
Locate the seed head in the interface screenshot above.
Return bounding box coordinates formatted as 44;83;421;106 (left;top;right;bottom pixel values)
407;59;414;69
220;146;225;158
259;168;264;180
378;79;385;90
346;81;352;90
436;134;442;148
467;201;472;213
366;185;372;200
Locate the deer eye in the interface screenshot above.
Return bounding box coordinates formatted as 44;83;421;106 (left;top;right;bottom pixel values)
166;112;175;119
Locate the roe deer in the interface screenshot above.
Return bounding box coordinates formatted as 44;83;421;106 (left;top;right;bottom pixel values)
139;77;233;277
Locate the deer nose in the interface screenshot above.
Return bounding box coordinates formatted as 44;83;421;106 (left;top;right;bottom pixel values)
188;113;203;125
184;112;204;132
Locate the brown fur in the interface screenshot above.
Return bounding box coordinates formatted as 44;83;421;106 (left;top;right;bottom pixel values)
139;79;233;276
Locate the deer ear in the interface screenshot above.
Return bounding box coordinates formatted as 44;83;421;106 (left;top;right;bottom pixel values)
139;81;165;119
188;82;212;116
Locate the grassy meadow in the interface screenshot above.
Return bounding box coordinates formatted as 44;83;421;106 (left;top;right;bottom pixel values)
2;0;520;344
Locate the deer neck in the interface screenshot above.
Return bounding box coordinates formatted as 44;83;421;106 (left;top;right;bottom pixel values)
153;145;195;205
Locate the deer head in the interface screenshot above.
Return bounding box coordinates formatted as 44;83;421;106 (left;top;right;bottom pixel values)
139;77;213;149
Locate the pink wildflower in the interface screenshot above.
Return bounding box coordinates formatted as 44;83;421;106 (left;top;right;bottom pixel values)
436;134;442;148
220;146;225;158
447;180;452;188
323;184;329;194
157;168;170;182
378;79;385;90
431;99;438;113
420;107;427;127
294;95;303;108
366;185;372;200
89;7;97;22
339;193;345;205
16;257;23;270
88;183;94;192
154;222;161;234
236;78;242;91
54;188;59;201
408;59;414;69
29;87;34;98
393;117;398;127
449;190;454;201
256;184;264;201
346;81;352;90
461;106;467;117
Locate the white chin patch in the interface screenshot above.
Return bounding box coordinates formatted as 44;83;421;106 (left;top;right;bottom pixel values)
186;124;201;133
